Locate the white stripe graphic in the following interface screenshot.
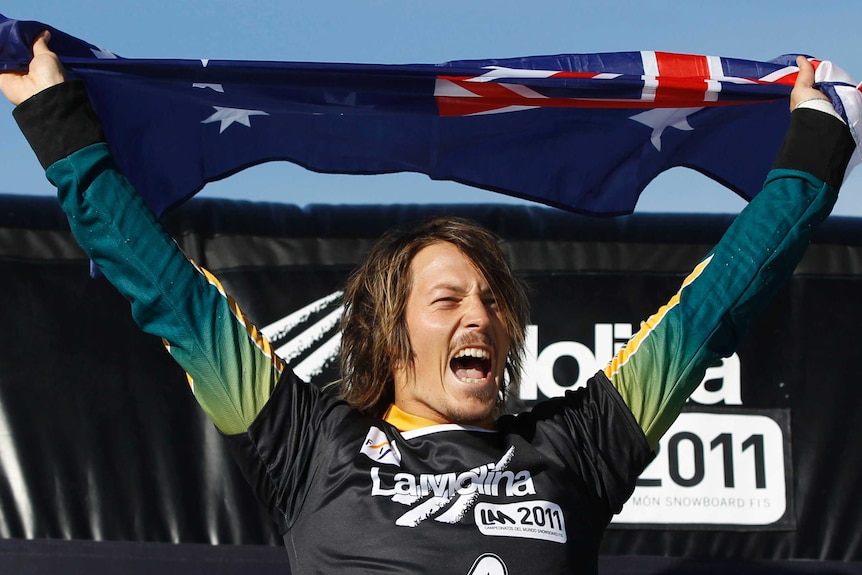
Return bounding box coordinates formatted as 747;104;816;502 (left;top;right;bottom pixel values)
396;496;453;527
261;291;342;342
434;492;480;524
294;333;342;381
273;307;342;363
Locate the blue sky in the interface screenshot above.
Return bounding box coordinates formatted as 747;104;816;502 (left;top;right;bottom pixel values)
3;0;862;215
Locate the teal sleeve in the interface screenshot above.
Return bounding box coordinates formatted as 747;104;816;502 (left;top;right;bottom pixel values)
606;167;836;448
47;143;284;435
605;108;856;449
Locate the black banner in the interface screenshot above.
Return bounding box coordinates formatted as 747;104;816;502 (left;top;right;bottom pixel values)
2;194;862;563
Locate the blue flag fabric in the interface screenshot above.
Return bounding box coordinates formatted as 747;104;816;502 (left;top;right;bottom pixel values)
2;14;861;217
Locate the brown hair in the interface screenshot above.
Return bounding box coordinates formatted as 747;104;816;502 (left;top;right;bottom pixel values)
339;217;529;418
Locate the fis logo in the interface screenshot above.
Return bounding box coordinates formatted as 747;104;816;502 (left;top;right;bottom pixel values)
359;426;402;467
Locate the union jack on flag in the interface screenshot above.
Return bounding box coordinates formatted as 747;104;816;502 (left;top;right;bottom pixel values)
435;52;806;115
2;14;860;216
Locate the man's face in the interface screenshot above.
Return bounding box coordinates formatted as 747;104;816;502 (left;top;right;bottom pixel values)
393;241;510;425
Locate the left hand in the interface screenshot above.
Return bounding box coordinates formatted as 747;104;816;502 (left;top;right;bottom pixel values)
0;31;66;106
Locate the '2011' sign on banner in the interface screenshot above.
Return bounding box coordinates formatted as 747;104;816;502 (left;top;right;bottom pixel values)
612;409;791;529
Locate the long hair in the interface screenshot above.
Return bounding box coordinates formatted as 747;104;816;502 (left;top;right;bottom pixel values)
339;217;529;418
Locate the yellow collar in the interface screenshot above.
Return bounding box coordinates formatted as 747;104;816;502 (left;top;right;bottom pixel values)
382;404;496;432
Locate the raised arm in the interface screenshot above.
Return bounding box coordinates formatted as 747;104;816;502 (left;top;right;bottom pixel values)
1;33;287;436
605;56;858;449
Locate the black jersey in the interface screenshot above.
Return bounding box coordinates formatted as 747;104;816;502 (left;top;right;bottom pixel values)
226;369;651;574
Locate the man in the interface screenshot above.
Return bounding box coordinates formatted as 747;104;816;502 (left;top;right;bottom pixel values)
2;32;856;574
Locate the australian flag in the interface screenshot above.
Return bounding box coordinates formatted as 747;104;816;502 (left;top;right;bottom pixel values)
2;13;861;217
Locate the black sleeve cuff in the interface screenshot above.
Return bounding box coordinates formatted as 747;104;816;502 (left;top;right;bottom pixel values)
12;80;105;170
772;108;857;190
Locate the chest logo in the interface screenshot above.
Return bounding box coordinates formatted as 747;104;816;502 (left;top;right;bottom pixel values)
370;446;536;527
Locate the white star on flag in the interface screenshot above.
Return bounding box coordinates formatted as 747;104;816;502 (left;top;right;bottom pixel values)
630;107;703;151
90;47;117;59
193;83;225;93
201;107;269;133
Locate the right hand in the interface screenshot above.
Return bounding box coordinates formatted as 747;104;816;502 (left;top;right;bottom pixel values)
0;31;66;106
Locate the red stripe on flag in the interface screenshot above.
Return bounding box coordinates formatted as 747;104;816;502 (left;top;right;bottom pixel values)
436;95;756;117
653;52;711;104
654;52;712;77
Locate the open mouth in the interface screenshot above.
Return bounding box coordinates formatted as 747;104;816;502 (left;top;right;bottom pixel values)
450;347;493;384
